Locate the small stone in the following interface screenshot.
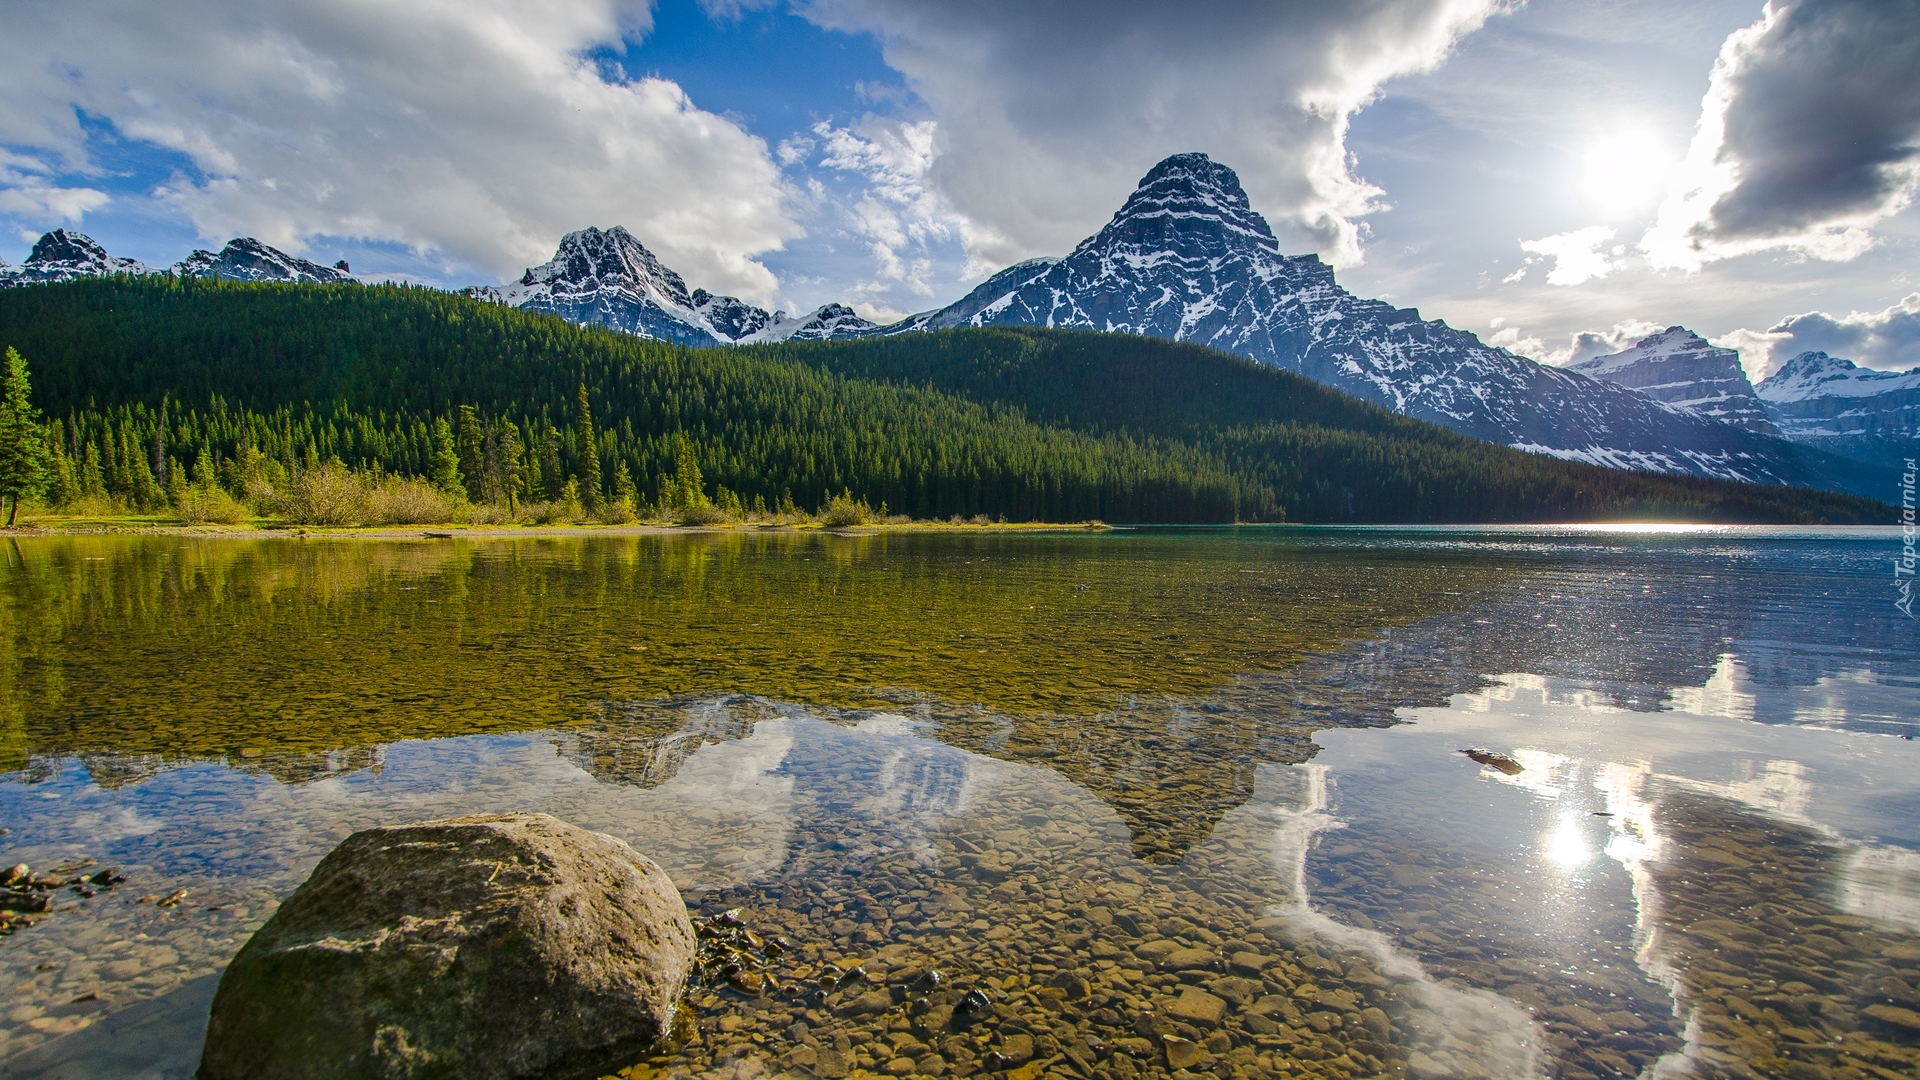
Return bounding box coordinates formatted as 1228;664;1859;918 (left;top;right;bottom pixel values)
1163;1034;1201;1069
1228;952;1273;975
1168;987;1227;1026
1864;1004;1920;1032
837;990;894;1017
1161;948;1216;971
993;1032;1035;1066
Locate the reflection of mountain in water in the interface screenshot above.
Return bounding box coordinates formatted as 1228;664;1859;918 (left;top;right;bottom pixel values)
553;697;771;789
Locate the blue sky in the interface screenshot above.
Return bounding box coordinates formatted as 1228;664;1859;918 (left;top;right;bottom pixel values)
3;0;1916;372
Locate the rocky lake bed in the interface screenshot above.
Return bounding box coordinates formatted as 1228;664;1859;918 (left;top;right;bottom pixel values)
0;527;1915;1079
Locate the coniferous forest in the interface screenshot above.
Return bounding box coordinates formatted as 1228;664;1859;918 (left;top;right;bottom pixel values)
0;275;1889;525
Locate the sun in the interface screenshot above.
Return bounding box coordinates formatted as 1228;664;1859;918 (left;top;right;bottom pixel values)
1578;127;1677;220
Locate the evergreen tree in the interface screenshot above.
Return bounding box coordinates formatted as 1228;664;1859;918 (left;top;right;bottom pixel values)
495;421;526;511
539;426;565;501
151;394;169;490
671;435;708;509
428;416;465;498
456;404;486;500
0;347;51;525
576;383;601;510
612;458;638;516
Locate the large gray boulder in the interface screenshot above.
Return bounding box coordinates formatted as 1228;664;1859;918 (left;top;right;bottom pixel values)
198;813;694;1080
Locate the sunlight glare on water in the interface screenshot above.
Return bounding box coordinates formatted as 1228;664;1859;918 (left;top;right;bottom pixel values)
0;527;1914;1079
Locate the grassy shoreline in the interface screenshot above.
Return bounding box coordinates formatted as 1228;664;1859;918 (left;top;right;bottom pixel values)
0;512;1113;539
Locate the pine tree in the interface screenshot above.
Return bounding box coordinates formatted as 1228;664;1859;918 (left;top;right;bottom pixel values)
612;458;638;516
456;404;486;501
428;416;465;498
495;421;526;511
0;347;51;525
540;426;565;501
576;383;601;510
671;434;707;509
151;394;169;491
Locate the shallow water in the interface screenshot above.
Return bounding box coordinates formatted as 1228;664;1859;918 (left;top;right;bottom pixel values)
0;527;1915;1079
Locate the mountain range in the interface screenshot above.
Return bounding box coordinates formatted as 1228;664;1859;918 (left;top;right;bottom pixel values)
464;225;877;346
2;154;1902;497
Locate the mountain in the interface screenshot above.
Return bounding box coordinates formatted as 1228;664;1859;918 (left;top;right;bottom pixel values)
469;226;875;347
0;276;1887;525
173;237;356;284
1756;352;1920;469
888;153;1872;493
1571;327;1779;435
0;230;151;286
0;230;356;288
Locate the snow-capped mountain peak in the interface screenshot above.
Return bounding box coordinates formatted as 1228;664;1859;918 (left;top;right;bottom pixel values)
0;229;152;285
1753;351;1920;468
1757;351;1920;402
1570;327;1778;435
742;303;878;343
886;152;1863;490
471;226;877;346
173;237;356;284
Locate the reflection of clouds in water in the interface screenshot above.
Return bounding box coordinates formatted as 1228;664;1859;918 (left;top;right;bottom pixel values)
1431;670;1920;1077
65;805;166;841
1667;654;1756;722
1838;847;1920;933
1658;758;1814;825
1250;764;1547;1079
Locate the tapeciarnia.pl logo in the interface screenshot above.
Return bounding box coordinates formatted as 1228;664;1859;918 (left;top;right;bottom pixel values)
1898;457;1916;619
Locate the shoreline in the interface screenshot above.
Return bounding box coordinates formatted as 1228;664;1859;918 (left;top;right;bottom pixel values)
0;516;1115;539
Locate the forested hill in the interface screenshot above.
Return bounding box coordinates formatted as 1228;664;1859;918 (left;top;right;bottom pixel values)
0;276;1889;524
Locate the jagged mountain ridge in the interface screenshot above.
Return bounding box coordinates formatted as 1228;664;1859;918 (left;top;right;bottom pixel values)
0;230;152;285
1756;352;1920;469
0;230;355;287
468;226;876;347
1571;327;1779;435
892;153;1850;489
174;237;355;284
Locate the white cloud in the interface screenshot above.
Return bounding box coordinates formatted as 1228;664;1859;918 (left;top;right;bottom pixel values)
1516;226;1620;287
1484;315;1664;367
812;118;972;298
1707;326;1793;380
1642;0;1920;272
0;0;800;298
1725;292;1920;376
796;0;1505;272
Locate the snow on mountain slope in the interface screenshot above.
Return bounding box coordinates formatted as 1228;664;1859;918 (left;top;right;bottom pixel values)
741;303;878;343
468;226;724;346
891;153;1839;489
1571;327;1778;435
470;226;875;347
0;230;152;286
173;238;356;285
1756;352;1920;468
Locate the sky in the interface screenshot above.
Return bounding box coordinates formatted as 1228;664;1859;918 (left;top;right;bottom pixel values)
2;0;1916;377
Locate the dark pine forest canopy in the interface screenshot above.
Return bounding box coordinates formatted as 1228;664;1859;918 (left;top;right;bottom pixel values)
0;276;1887;524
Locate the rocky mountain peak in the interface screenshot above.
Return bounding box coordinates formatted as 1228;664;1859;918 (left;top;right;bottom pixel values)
1755;351;1920;468
173;237;356;285
1081;152;1288;264
1764;351;1853;386
1570;326;1776;435
30;229;114;268
0;230;151;285
527;226;693;309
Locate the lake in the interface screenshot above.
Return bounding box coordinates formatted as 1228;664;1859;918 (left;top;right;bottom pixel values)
1;526;1915;1080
